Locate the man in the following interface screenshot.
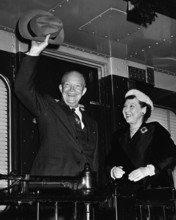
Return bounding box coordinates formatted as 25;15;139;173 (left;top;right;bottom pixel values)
15;35;98;177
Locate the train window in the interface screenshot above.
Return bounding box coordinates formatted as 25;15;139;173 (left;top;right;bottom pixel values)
148;107;176;144
0;74;11;196
38;51;103;105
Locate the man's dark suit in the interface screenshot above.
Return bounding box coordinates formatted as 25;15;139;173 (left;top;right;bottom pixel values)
15;55;98;176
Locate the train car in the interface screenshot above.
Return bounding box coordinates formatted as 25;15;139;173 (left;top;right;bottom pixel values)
0;0;176;219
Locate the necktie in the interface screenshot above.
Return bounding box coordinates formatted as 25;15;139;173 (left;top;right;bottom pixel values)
72;108;82;129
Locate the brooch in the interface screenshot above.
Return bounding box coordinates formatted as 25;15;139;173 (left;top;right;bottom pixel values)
140;127;148;134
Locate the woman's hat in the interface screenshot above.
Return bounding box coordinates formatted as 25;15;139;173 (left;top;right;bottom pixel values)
18;9;64;45
125;89;154;111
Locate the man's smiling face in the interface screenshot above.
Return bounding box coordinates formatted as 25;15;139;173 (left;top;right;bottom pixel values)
59;71;87;108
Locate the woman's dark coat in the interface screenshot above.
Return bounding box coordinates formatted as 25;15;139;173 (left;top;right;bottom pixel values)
106;121;176;193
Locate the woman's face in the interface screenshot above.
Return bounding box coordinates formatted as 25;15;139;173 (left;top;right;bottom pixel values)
122;97;146;125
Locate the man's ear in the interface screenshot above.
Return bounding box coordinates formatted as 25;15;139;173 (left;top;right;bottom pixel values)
59;84;62;93
82;87;87;96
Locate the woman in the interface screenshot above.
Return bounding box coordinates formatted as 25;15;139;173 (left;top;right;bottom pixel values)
106;89;176;219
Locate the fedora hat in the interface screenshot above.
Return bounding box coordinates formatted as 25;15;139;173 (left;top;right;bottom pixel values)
18;9;64;45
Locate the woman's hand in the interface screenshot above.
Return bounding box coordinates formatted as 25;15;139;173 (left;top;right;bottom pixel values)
128;165;154;182
110;166;125;179
27;35;50;56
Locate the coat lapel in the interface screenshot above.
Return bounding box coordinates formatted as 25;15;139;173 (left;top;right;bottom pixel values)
57;101;95;153
58;101;81;147
81;111;96;145
121;123;155;168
